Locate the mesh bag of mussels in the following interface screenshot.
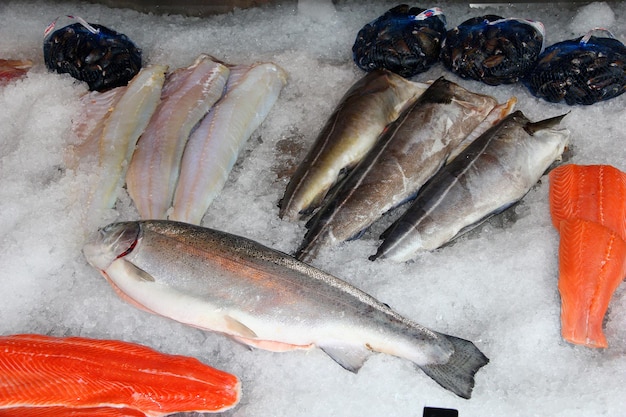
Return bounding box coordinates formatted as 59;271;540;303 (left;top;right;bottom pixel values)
352;5;446;78
44;17;142;92
440;15;544;85
524;30;626;105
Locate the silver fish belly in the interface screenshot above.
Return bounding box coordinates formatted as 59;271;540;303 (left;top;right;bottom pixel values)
83;220;489;399
279;69;427;221
296;77;498;262
372;111;570;262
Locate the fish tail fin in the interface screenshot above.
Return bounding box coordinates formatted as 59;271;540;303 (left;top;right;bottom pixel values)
418;335;489;399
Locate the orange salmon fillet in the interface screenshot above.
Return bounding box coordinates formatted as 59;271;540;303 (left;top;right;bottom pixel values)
549;164;626;240
557;218;626;348
0;334;240;416
0;406;146;416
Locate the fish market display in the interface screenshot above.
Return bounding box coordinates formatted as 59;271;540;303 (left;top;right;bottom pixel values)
371;111;570;262
297;77;498;262
83;220;489;399
0;334;240;416
0;59;32;85
169;62;287;224
43;16;142;91
352;5;446;78
549;164;626;348
279;69;428;221
440;15;545;85
69;65;167;226
126;55;230;220
525;29;626;105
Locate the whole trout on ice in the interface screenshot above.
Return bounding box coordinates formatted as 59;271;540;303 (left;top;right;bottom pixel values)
83;220;489;399
372;111;570;262
296;77;498;262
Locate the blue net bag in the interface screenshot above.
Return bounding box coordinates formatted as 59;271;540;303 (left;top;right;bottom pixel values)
524;29;626;105
352;5;446;78
440;15;544;85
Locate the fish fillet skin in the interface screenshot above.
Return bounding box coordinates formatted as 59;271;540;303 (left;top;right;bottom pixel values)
0;406;146;416
549;164;626;241
296;77;497;262
0;334;241;416
558;219;626;348
126;55;230;220
84;220;489;399
169;62;287;224
279;69;428;221
88;65;167;218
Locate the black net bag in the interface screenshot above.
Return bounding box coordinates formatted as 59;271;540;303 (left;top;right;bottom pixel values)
352;5;446;78
440;15;544;85
524;29;626;105
43;16;142;92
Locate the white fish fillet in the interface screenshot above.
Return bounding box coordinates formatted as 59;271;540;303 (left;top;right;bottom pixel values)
169;62;287;224
66;88;125;170
126;55;230;220
72;65;167;228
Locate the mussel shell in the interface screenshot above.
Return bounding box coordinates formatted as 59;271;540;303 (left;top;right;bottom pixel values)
440;15;544;85
352;5;446;78
524;36;626;105
43;22;142;91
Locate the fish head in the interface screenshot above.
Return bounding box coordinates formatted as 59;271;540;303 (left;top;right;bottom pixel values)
83;222;141;271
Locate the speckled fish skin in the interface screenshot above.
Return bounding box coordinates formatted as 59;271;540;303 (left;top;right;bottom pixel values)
296;77;497;262
0;334;240;416
83;220;489;399
126;55;230;220
169;62;287;225
372;111;570;262
279;69;428;221
82;65;167;225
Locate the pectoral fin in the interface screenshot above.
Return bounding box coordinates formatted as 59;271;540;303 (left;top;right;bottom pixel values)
118;259;155;282
224;315;258;339
319;344;373;373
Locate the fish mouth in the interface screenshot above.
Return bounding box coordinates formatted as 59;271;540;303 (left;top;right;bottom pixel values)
83;222;141;270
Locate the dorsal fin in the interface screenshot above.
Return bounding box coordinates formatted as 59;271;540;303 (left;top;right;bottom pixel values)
524;112;569;135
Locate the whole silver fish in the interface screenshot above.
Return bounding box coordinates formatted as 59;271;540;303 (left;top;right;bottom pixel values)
372;111;570;262
83;220;489;399
296;77;498;262
279;69;428;221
